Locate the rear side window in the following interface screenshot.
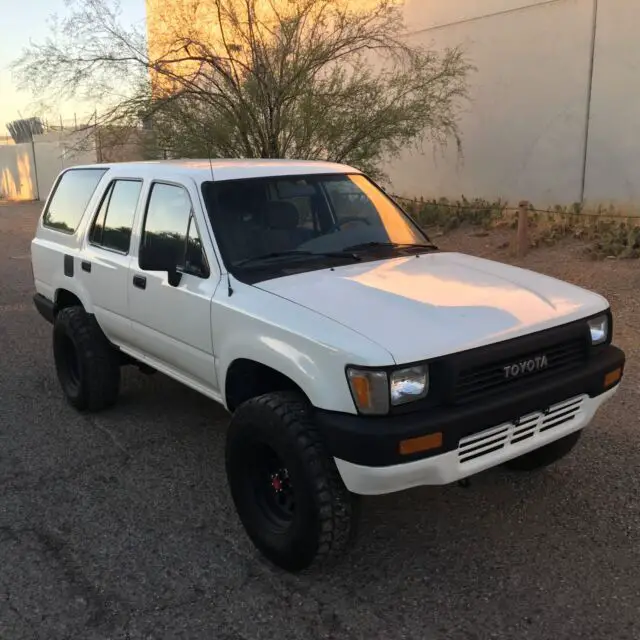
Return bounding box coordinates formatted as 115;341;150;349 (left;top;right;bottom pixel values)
89;179;142;254
42;168;107;234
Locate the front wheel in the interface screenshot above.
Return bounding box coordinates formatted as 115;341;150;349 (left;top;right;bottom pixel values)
225;391;359;572
503;430;583;472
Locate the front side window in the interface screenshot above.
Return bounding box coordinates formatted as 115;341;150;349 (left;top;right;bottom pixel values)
139;182;208;277
89;179;142;253
200;173;431;280
184;216;209;277
43;168;107;233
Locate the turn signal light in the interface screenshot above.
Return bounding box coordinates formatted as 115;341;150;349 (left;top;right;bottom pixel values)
350;376;371;408
399;432;443;456
604;367;622;389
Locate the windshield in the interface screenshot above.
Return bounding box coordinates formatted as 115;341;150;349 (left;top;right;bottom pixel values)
201;173;432;278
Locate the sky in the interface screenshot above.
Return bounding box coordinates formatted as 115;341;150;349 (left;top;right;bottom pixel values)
0;0;147;135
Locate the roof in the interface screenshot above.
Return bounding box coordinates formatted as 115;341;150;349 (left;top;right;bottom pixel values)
72;158;360;182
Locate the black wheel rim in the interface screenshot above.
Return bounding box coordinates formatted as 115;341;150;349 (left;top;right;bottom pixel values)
247;443;296;533
59;334;81;389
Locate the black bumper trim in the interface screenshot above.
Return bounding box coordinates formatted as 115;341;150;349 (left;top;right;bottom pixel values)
314;345;625;468
33;293;55;324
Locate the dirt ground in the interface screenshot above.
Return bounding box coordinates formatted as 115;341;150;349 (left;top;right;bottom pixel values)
2;200;640;640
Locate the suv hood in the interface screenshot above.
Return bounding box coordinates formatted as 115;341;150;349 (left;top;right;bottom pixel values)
254;252;608;364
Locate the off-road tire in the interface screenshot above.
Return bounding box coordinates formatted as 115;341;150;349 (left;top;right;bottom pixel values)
225;391;359;572
52;306;120;412
504;430;582;471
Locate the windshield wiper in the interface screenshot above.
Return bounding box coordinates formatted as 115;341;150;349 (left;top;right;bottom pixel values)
234;250;362;268
343;241;439;252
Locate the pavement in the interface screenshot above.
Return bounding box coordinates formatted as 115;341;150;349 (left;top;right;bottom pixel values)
1;200;639;640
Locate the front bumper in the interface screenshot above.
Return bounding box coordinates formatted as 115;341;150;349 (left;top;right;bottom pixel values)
314;344;625;490
334;387;619;494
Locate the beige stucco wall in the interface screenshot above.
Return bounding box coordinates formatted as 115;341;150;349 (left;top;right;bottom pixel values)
583;0;640;207
34;142;97;201
144;0;640;208
0;133;97;202
388;0;640;208
0;145;37;200
402;0;557;30
388;0;593;205
145;0;394;92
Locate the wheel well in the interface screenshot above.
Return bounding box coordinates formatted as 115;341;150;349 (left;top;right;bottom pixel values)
55;289;83;314
225;359;308;412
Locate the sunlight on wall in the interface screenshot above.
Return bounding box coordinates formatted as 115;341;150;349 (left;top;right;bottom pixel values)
145;0;402;94
0;147;34;200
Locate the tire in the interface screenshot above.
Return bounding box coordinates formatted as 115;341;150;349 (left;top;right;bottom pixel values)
225;391;359;572
52;306;120;412
503;430;582;471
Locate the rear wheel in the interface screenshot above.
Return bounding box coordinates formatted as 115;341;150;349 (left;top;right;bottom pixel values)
53;306;120;411
503;430;583;471
225;391;359;572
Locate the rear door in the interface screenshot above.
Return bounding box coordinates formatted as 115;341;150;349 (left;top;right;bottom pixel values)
127;180;221;392
78;178;143;348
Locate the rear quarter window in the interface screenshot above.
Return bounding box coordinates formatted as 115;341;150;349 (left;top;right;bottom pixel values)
42;168;108;234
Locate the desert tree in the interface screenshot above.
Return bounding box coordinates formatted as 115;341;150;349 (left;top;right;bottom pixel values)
13;0;473;180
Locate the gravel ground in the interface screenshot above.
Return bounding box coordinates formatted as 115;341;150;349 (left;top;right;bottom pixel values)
1;201;639;640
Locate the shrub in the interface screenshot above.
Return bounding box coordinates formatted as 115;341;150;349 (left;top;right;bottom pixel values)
531;212;640;259
396;195;507;231
394;193;640;259
588;221;640;259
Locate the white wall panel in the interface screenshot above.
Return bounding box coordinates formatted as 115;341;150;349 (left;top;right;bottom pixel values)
385;0;592;206
583;0;640;208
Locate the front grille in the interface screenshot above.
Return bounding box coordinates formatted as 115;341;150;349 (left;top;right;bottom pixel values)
457;396;585;465
453;337;587;405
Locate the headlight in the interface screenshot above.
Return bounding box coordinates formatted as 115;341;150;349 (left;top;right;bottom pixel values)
390;366;429;405
347;365;429;414
588;315;609;345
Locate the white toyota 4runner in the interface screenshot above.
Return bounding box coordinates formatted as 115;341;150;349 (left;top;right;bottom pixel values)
31;159;625;572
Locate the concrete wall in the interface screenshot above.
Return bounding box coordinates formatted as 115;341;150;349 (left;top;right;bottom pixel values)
35;142;96;201
0;133;97;202
0;144;37;200
0;126;148;202
584;0;640;208
386;0;640;209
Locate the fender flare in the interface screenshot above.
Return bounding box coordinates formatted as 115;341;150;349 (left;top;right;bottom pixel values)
217;336;352;412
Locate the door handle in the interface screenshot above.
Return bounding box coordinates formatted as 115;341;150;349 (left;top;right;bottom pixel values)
133;274;147;290
81;261;91;273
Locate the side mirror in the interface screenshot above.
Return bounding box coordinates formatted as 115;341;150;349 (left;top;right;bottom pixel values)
167;263;183;287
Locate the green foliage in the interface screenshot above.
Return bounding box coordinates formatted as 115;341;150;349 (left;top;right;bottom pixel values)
396;195;507;231
397;193;640;260
529;211;640;259
588;221;640;259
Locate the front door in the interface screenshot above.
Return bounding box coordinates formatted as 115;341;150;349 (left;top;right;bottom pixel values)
128;180;221;393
